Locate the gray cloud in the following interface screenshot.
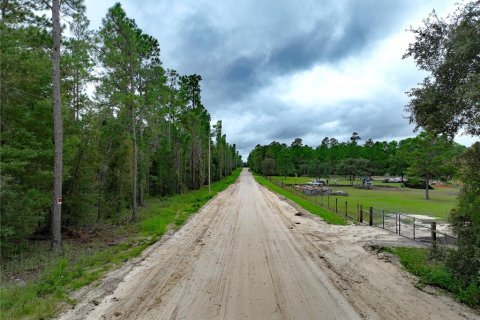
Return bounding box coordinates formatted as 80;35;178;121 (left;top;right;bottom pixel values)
85;0;456;159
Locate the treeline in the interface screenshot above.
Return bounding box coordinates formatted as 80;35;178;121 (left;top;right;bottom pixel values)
248;132;466;183
0;1;241;256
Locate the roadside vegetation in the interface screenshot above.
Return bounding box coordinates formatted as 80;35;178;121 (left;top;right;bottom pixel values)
1;2;243;318
1;1;242;258
0;169;241;320
383;247;479;307
254;175;347;225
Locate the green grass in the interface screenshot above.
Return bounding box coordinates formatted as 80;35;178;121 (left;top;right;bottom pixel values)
271;176;457;220
255;175;347;225
0;169;241;320
386;247;479;306
273;176;316;184
320;186;456;220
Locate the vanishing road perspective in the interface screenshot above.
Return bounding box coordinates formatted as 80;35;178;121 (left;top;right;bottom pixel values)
61;169;477;320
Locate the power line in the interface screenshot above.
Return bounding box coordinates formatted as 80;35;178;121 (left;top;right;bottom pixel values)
2;83;48;100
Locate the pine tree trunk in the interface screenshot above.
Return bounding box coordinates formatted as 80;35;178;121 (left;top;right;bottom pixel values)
139;110;145;206
51;0;63;253
129;56;137;220
131;104;138;220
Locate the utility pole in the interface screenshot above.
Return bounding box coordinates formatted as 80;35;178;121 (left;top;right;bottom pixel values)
51;0;63;252
208;127;211;194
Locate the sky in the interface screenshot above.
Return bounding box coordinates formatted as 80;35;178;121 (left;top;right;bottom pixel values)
85;0;476;160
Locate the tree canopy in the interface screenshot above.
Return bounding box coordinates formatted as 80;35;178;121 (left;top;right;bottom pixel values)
247;133;464;183
0;1;241;256
404;1;480;137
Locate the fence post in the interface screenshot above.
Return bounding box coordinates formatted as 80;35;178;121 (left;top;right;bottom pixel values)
369;207;373;226
382;210;385;229
431;221;437;249
399;214;401;235
359;205;363;223
345;201;348;217
328;196;330;209
335;198;338;213
413;218;416;240
395;214;398;234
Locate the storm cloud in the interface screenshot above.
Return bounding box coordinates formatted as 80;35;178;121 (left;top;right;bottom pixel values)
85;0;472;159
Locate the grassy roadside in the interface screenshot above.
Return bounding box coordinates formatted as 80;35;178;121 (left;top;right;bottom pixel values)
383;247;479;307
0;169;241;320
254;175;347;225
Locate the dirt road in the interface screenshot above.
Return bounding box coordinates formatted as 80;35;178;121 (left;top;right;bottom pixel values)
61;169;478;320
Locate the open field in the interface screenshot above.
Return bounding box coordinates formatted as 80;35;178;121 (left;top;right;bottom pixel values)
271;176;458;220
320;186;457;220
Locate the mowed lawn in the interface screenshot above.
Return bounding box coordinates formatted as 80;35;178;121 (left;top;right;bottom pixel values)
271;176;458;220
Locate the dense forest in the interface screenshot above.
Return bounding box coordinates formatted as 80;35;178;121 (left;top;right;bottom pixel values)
248;132;466;183
0;1;241;256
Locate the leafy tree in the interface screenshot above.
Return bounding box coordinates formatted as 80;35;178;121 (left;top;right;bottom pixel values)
0;1;53;255
291;137;303;147
277;151;294;179
321;137;330;148
449;143;480;285
364;138;374;147
388;139;411;181
350;132;361;145
338;158;371;185
405;0;479;288
261;158;276;177
404;1;480;136
406;132;452;200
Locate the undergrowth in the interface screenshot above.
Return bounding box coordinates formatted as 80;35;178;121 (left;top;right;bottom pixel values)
385;247;479;307
0;169;241;319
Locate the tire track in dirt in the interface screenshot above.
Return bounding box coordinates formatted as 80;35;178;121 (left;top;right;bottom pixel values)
60;169;478;320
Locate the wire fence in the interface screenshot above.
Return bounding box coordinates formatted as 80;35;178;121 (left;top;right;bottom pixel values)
266;177;457;248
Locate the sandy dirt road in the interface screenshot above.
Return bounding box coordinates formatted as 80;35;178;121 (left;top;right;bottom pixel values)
61;169;478;320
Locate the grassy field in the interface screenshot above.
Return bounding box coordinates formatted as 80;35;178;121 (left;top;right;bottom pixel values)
322;186;457;220
0;169;241;320
254;175;347;225
271;176;457;220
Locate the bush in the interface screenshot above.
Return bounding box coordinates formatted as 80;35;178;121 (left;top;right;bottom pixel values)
403;177;434;189
390;247;480;307
448;143;480;292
